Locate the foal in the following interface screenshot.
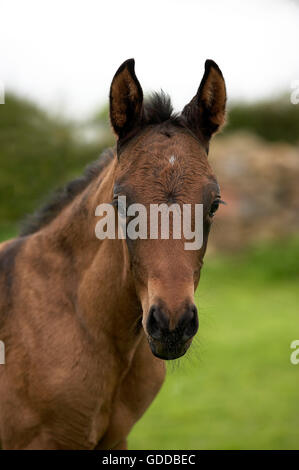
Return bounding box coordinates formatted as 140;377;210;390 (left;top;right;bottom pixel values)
0;59;226;449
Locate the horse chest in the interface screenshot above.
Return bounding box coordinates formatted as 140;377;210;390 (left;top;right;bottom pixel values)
70;341;144;449
90;337;166;449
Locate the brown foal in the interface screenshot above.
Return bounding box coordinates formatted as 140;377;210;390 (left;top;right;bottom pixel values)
0;58;226;449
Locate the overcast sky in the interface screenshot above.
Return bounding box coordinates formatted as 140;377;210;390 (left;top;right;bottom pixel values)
1;0;299;118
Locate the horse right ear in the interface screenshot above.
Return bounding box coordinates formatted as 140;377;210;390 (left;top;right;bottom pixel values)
109;58;143;140
181;60;226;145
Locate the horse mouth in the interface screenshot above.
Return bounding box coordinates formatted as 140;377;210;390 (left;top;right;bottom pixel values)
147;336;191;360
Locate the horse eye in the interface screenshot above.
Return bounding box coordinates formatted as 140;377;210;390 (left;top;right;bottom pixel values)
209;200;220;217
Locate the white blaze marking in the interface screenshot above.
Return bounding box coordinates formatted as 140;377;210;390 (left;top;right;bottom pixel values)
169;155;176;165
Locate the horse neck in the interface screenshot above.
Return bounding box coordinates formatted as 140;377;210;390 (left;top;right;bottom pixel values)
40;157;142;351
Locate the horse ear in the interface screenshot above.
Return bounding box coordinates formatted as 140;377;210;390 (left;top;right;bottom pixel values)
182;60;226;144
109;58;143;140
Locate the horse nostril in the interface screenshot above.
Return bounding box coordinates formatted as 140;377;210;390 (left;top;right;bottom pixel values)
181;304;199;340
146;305;169;340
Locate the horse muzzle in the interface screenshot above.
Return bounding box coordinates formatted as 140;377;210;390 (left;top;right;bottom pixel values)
145;302;198;360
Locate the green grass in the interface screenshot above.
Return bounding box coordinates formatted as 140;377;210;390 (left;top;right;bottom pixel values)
129;239;299;449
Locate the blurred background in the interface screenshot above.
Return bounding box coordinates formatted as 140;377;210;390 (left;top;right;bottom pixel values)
1;0;299;450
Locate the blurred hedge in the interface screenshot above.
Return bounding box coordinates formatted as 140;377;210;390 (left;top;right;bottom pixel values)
224;95;299;143
0;93;113;227
0;92;298;229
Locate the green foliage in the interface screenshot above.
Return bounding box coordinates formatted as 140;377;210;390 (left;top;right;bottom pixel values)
224;95;299;143
0;223;17;242
203;237;299;283
0;93;113;228
129;238;299;450
1;92;298;231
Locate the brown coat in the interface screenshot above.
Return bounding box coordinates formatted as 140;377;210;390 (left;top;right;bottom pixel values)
0;58;226;449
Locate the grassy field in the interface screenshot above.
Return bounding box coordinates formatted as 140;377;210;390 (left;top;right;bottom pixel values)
1;228;298;449
129;239;299;450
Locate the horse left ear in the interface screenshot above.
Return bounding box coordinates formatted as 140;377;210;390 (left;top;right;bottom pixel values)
182;60;226;144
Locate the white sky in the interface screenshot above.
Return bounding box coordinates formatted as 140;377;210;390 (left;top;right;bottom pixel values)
1;0;299;118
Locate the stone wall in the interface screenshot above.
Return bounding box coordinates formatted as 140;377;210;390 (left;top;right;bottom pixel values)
208;133;299;251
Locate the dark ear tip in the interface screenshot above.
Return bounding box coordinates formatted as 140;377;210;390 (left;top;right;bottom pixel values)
124;58;135;71
114;58;135;77
205;59;223;76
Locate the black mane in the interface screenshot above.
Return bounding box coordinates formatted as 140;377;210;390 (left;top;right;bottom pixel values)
143;91;180;125
144;90;177;125
20;148;114;236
